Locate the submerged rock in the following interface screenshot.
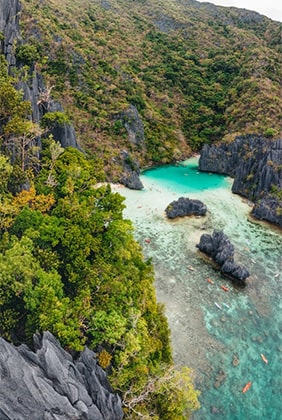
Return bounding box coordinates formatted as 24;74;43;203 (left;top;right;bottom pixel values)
232;354;240;366
165;196;207;219
213;369;227;389
0;332;123;419
211;405;221;414
196;230;250;284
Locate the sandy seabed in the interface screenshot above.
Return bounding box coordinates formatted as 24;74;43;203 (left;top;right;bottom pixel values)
111;180;249;383
111;163;282;419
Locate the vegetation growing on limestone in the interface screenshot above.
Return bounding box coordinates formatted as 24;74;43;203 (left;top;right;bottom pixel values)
18;0;282;175
1;0;282;416
0;57;199;418
0;149;200;417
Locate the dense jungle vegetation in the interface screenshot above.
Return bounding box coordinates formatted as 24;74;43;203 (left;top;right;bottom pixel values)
19;0;282;177
1;0;281;417
0;56;199;417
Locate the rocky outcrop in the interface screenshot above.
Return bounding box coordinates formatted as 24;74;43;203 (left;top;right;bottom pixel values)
119;150;144;190
165;196;207;218
251;196;282;226
196;230;250;284
0;331;123;420
0;0;80;150
115;105;145;147
46;100;80;149
199;135;282;227
120;169;144;190
113;105;145;189
0;0;21;70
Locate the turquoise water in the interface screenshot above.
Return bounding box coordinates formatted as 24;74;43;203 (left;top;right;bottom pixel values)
115;157;282;420
142;160;229;192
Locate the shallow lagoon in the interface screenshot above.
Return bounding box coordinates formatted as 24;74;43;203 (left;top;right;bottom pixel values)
113;157;282;419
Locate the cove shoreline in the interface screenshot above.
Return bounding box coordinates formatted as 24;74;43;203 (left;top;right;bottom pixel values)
111;158;282;419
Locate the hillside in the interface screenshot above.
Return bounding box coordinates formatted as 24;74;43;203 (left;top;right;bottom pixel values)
18;0;282;178
0;1;204;418
0;0;281;417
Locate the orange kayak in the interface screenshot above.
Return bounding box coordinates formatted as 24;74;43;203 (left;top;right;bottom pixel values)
207;278;214;284
261;353;268;364
242;381;252;393
221;285;229;292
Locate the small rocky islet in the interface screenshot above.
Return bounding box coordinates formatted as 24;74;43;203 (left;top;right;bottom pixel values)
165;196;207;219
164;197;250;284
196;230;250;285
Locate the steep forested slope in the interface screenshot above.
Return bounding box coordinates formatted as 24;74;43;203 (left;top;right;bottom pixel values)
0;139;200;418
0;0;281;417
0;1;203;418
18;0;281;177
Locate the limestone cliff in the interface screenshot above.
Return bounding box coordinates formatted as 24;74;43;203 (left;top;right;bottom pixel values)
199;135;282;227
115;105;145;189
0;332;124;419
0;0;21;69
0;0;79;150
0;0;146;186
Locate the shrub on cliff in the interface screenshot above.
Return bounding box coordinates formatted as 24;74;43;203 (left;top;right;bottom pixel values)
0;146;200;418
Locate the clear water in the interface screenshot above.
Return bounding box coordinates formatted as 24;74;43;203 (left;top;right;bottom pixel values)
114;157;282;420
142;160;227;192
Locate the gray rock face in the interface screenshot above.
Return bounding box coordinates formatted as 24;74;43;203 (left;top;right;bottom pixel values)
47;100;81;150
121;169;144;190
196;230;250;284
0;0;21;70
115;105;145;190
0;332;123;420
252;196;282;226
120;150;144;190
165;196;207;218
0;0;80;151
199;135;282;227
115;105;145;147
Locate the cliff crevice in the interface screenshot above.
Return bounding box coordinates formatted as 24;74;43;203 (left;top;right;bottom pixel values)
0;332;124;419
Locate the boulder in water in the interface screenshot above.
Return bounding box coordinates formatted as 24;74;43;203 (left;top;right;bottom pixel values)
196;230;250;284
165;196;207;219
